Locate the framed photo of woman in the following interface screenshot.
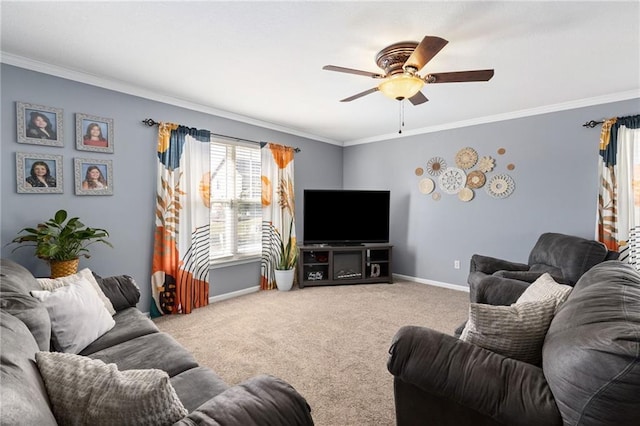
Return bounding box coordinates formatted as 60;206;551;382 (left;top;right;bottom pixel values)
16;152;63;194
16;102;64;147
76;113;114;153
74;158;113;196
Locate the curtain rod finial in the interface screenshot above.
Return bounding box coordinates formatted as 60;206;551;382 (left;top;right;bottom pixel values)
583;120;604;128
142;118;158;127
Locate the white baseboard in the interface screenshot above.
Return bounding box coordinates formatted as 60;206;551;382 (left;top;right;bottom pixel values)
392;273;470;293
209;285;260;303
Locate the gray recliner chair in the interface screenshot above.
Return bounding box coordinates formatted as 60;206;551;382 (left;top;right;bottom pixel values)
456;232;617;335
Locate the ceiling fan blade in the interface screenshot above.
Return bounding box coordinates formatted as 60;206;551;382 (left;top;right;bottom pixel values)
425;69;495;83
323;65;385;79
404;36;449;71
340;87;379;102
408;91;429;105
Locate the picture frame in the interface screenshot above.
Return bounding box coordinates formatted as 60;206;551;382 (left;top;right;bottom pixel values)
74;158;113;196
75;113;114;153
16;152;63;194
16;102;64;147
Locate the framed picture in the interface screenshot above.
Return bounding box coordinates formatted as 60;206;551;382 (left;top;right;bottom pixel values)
16;102;64;147
74;158;113;196
76;113;114;153
16;152;63;194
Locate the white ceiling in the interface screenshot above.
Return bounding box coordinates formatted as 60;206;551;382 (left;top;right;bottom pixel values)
1;1;639;145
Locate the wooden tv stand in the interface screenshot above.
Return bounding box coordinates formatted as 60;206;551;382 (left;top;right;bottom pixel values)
298;244;393;288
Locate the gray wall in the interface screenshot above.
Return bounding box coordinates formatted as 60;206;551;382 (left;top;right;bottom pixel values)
344;98;639;288
0;64;343;312
2;63;638;308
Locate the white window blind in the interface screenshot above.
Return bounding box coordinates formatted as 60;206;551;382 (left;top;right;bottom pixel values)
210;139;262;264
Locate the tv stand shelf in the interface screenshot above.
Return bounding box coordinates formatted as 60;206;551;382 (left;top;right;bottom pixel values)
298;244;393;288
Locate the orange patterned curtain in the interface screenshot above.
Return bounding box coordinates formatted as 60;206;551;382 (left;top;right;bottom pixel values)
260;142;296;290
597;114;640;268
151;123;211;316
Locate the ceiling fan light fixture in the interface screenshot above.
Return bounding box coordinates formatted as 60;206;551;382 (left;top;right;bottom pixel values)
378;74;425;101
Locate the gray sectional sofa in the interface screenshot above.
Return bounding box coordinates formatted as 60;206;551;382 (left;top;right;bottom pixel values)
388;260;640;425
0;258;314;425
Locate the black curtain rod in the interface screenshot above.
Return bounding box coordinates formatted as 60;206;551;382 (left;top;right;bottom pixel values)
582;120;604;128
142;118;300;152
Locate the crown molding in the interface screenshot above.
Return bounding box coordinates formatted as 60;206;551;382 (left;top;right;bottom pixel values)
344;90;640;146
3;51;637;148
0;51;343;147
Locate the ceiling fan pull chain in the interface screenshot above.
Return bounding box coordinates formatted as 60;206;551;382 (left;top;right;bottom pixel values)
398;100;405;134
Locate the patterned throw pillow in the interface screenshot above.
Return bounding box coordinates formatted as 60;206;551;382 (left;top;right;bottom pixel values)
36;351;188;426
37;268;116;315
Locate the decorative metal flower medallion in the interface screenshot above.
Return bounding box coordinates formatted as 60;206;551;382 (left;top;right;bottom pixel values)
478;156;495;173
426;157;447;176
455;147;478;169
466;170;486;189
486;174;515;199
438;167;466;194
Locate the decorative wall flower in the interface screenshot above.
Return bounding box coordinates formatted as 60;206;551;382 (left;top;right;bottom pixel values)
426;157;447;176
478;156;495;173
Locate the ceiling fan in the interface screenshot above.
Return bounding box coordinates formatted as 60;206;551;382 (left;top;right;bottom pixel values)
323;35;494;105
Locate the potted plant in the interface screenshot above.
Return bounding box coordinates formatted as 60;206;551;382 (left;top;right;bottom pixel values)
274;218;298;291
9;209;112;278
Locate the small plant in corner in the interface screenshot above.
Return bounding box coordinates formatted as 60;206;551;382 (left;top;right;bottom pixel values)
9;209;112;262
275;218;298;271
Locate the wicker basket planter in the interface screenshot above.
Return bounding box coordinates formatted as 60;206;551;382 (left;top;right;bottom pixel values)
49;258;80;279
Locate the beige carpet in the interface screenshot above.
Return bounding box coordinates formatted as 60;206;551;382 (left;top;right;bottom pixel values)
154;280;469;426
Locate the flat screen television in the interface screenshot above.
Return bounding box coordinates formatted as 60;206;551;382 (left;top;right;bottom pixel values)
303;189;390;245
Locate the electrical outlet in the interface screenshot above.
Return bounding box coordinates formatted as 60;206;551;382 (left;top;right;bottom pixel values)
454;260;460;269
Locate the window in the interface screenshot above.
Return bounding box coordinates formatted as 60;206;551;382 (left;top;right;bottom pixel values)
210;138;262;264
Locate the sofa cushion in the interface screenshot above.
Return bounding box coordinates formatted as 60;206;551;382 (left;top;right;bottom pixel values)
0;311;57;426
543;261;640;425
87;332;199;377
460;297;557;365
0;292;51;351
170;366;229;412
37;268;115;315
31;277;115;354
92;272;141;311
36;351;187;426
528;233;608;285
80;307;159;356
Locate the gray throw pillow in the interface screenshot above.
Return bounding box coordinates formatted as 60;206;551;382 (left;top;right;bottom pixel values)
460;297;557;365
37;268;116;315
31;277;115;354
36;351;187;426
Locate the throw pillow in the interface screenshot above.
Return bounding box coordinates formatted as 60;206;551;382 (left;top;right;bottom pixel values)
36;351;187;426
38;268;116;315
31;277;115;354
516;272;573;308
460;298;557;365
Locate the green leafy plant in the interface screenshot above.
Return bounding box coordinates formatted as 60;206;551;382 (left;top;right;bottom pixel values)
9;209;112;261
275;218;298;270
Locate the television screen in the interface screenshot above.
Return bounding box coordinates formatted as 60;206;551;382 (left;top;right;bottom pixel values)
303;189;390;245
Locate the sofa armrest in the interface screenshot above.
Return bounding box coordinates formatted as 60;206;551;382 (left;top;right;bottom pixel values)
175;374;314;426
92;273;140;311
470;254;529;275
469;275;530;305
387;326;561;426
